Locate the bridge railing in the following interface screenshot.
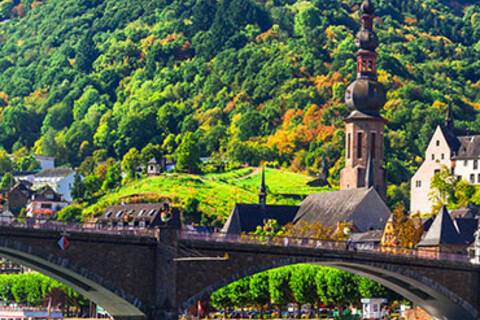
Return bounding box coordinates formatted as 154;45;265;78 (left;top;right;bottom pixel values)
179;231;471;264
0;222;471;264
0;221;157;237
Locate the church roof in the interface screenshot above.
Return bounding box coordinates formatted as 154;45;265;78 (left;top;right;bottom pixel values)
221;204;299;234
455;135;480;159
293;187;390;232
35;167;75;178
454;218;478;244
439;126;461;154
450;205;480;219
350;229;383;243
148;158;159;164
418;206;467;247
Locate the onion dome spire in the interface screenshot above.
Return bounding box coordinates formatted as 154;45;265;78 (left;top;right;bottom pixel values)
345;0;386;117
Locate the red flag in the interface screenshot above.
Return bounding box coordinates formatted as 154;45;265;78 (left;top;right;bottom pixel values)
57;236;69;250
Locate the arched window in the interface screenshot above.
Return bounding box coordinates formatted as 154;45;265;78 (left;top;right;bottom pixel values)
357;132;363;159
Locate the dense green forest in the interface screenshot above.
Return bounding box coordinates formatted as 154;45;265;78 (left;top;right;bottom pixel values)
0;272;87;309
209;265;401;312
0;0;480;206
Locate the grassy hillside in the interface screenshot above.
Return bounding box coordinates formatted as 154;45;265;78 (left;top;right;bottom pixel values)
84;168;328;220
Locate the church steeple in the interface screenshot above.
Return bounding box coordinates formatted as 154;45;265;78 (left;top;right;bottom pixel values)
445;105;454;130
345;0;386;116
259;167;267;208
340;0;387;198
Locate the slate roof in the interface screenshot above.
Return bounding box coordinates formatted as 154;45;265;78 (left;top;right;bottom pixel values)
349;230;383;243
0;210;14;219
293;188;390;231
418;206;467;247
451;205;480;219
35;168;75;178
148;158;159;164
453;135;480;159
421;217;434;233
98;202;181;229
222;204;299;234
454;218;478;244
32;186;64;202
440;126;461;154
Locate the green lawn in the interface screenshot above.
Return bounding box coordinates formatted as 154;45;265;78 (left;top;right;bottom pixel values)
223;167;330;196
84;168;330;220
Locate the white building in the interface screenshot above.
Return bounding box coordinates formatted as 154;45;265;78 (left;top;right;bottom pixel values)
33;168;76;202
411;108;480;214
34;156;55;170
26;186;68;218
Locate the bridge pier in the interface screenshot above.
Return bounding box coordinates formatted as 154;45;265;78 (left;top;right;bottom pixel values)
152;228;179;320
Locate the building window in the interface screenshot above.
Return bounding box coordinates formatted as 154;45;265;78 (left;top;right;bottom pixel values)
371;133;376;159
475;160;478;170
434;169;440;175
441;154;445;160
40;203;52;209
357;132;363;159
432;154;435;161
347;133;351;159
436;140;440;146
478;174;480;184
465;160;469;167
415;180;422;188
471;174;475;184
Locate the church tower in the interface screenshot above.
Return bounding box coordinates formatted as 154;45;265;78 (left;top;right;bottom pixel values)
258;167;267;208
340;0;387;197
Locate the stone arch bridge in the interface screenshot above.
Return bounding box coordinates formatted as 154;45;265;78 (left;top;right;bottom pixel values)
0;225;478;320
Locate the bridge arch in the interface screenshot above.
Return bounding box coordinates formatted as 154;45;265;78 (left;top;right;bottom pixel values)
0;237;146;320
180;258;477;320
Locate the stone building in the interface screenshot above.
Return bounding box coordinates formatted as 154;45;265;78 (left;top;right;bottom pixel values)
33;168;76;202
417;206;470;255
26;186;68;218
146;158;166;176
340;0;387;198
96;202;180;230
0;180;32;215
410;107;480;214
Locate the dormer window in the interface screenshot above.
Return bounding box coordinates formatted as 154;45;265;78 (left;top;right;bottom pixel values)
116;210;123;218
106;211;113;218
138;210;145;217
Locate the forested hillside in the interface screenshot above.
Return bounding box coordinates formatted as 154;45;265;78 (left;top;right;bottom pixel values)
0;0;480;200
